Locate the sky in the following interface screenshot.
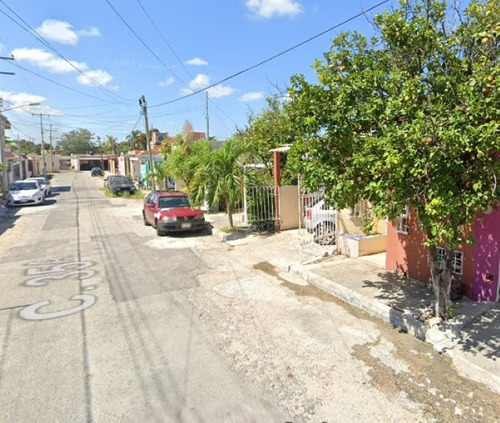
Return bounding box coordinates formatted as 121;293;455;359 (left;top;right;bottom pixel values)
0;0;401;147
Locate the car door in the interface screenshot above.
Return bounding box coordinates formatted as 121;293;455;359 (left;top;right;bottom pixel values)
144;193;157;224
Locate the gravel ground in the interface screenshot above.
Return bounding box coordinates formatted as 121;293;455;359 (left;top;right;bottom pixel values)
182;235;500;423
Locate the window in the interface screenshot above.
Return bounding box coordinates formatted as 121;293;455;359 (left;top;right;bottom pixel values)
396;206;409;234
429;247;464;275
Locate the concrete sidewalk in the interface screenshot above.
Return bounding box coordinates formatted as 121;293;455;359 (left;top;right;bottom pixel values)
206;215;499;394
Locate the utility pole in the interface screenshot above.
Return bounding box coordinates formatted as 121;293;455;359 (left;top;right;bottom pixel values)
39;114;46;176
205;91;210;140
139;95;155;190
0;99;9;199
31;112;49;176
49;124;54;173
0;56;15;76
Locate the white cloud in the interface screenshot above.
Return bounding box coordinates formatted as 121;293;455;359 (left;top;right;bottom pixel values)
0;91;61;115
207;85;235;98
184;57;208;66
246;0;303;19
12;47;115;87
159;76;175;87
180;74;234;98
77;27;100;38
0;91;45;108
181;74;211;94
12;47;88;73
240;92;264;102
35;19;100;45
77;69;113;86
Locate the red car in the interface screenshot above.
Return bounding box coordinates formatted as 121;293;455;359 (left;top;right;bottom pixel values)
142;190;206;236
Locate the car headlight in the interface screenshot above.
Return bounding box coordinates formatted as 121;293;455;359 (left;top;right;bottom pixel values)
160;216;176;222
193;215;204;220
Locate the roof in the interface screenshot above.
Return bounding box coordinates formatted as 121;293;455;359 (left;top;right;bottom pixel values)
155;190;187;197
269;144;291;153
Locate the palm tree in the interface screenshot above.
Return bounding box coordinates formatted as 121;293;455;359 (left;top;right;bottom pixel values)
145;162;171;190
191;139;247;229
105;135;117;155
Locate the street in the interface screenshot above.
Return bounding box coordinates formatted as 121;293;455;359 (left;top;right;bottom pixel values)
0;171;498;422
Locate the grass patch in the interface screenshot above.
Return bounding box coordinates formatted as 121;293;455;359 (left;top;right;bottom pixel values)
99;187;146;200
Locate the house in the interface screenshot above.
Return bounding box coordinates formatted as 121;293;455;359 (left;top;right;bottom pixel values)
386;206;500;302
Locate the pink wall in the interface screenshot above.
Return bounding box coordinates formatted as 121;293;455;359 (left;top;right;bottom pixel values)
386;210;476;297
472;208;500;301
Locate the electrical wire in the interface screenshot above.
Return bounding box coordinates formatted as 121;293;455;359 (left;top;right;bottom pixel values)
103;0;185;84
6;62;121;104
0;0;130;104
150;0;390;108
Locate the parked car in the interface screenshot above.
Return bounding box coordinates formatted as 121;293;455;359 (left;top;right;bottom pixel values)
304;198;336;245
6;180;45;207
25;176;51;197
103;174;120;189
142;190;206;236
109;176;136;195
90;167;103;177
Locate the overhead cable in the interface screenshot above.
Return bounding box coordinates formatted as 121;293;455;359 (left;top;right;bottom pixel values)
150;0;390;108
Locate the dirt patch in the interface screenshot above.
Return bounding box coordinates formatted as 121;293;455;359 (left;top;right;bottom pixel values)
352;318;500;422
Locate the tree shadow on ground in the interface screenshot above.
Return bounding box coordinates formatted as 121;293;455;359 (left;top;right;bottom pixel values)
0;209;20;237
455;304;499;361
361;271;434;312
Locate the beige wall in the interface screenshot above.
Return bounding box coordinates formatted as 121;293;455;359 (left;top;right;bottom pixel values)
279;185;299;230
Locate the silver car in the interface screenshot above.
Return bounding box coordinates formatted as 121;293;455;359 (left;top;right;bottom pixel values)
26;176;51;197
6;180;45;207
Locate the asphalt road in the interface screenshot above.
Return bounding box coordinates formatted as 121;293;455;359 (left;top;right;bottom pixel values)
0;171;498;423
0;172;284;422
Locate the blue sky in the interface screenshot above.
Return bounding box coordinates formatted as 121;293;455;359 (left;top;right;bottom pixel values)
0;0;399;146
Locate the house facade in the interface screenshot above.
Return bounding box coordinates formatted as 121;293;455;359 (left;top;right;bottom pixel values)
386;207;500;302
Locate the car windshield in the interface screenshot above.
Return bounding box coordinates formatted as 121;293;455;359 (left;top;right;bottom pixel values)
29;178;47;185
159;197;190;209
9;182;38;191
112;177;131;184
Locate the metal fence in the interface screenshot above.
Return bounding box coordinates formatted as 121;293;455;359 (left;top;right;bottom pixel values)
244;185;279;232
298;183;337;263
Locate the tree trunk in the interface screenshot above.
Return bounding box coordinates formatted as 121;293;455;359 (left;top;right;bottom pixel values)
225;194;234;229
428;245;453;319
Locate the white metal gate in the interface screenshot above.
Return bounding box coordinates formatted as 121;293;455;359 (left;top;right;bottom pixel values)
244;185;280;232
298;180;337;263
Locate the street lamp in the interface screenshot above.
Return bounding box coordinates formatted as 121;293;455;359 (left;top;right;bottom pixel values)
0;100;41;199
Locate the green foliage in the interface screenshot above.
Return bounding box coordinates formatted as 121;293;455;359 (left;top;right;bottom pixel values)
287;0;499;246
162;139;212;189
283;0;499;318
236;95;297;184
126;130;147;150
190;138;247;228
57;128;96;155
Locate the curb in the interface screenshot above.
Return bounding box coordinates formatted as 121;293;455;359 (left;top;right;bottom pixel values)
288;263;428;340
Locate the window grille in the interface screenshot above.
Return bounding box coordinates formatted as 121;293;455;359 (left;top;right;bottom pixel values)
396;206;409;234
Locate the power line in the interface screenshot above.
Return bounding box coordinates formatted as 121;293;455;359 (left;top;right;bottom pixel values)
103;0;185;84
133;0;192;81
7;62;121;104
0;0;130;104
150;0;390;109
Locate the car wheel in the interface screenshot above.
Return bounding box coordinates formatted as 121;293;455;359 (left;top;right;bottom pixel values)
155;220;164;236
314;221;336;245
143;212;151;226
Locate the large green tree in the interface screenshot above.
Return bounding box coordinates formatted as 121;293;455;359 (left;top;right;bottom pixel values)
286;0;499;318
57;128;95;155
